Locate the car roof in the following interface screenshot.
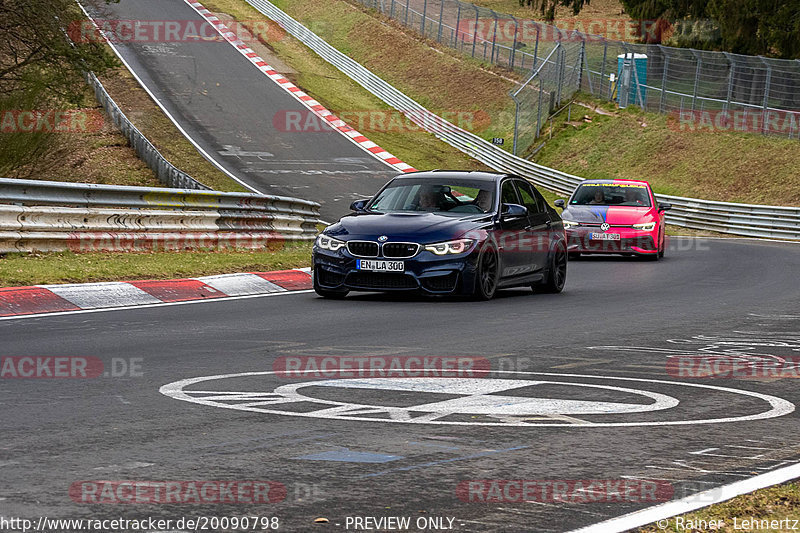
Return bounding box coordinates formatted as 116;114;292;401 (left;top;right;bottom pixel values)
391;170;510;182
579;179;651;186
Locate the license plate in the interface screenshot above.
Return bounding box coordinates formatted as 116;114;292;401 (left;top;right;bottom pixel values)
356;260;404;272
590;233;621;241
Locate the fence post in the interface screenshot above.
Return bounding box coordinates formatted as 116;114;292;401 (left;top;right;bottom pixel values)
723;52;735;114
532;25;539;70
511;94;520;155
437;0;445;42
404;0;410;26
659;45;668;113
537;79;544;138
510;15;518;70
618;44;631;107
556;43;565;105
454;2;461;47
490;10;498;64
389;0;396;19
690;49;702;112
577;37;586;92
421;0;427;35
598;40;607;99
760;57;773;135
471;6;479;58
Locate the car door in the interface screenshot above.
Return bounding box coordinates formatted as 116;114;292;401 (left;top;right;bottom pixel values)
514;179;549;274
496;179;529;277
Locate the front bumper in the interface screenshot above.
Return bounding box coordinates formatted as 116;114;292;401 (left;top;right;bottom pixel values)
313;246;481;294
566;227;658;255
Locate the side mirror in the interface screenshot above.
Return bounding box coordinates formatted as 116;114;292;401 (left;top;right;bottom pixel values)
659;202;672;211
350;199;368;212
501;203;528;219
553;199;565;208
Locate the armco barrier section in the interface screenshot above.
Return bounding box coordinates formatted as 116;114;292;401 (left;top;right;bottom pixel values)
243;0;800;240
0;178;321;252
86;72;210;191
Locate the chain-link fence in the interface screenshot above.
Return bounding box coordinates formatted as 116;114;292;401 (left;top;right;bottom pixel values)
357;0;800;152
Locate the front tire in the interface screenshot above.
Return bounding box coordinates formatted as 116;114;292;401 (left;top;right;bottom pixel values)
313;270;349;299
658;231;665;258
473;244;499;300
536;244;567;293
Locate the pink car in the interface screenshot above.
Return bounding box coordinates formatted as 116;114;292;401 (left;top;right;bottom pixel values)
554;179;672;260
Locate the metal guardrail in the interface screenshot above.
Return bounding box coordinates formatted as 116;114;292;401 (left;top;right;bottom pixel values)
244;0;800;241
0;178;322;252
86;72;211;191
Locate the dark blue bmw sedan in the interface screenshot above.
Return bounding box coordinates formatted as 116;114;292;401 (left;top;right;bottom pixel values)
312;171;567;300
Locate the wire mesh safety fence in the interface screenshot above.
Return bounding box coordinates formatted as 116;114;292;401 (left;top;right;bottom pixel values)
357;0;800;153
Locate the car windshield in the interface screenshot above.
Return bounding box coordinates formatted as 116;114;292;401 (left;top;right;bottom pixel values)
570;183;651;207
367;178;496;215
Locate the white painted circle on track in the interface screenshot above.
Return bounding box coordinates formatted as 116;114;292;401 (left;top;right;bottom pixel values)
159;371;795;427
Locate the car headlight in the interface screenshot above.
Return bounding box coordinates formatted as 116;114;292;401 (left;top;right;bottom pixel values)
562;220;579;229
316;234;347;251
424;238;475;255
632;222;656;231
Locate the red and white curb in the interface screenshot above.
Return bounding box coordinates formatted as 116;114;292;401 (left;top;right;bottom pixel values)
0;268;312;318
184;0;417;173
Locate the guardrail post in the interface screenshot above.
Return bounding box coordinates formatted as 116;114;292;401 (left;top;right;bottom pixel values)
759;57;773;135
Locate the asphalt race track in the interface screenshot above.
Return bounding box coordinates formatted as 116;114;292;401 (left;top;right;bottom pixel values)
82;0;398;220
2;237;799;532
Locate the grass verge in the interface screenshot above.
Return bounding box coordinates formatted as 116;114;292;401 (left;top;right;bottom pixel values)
0;243;312;287
469;0;629;27
2;83;163;188
639;481;800;533
534;94;800;205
